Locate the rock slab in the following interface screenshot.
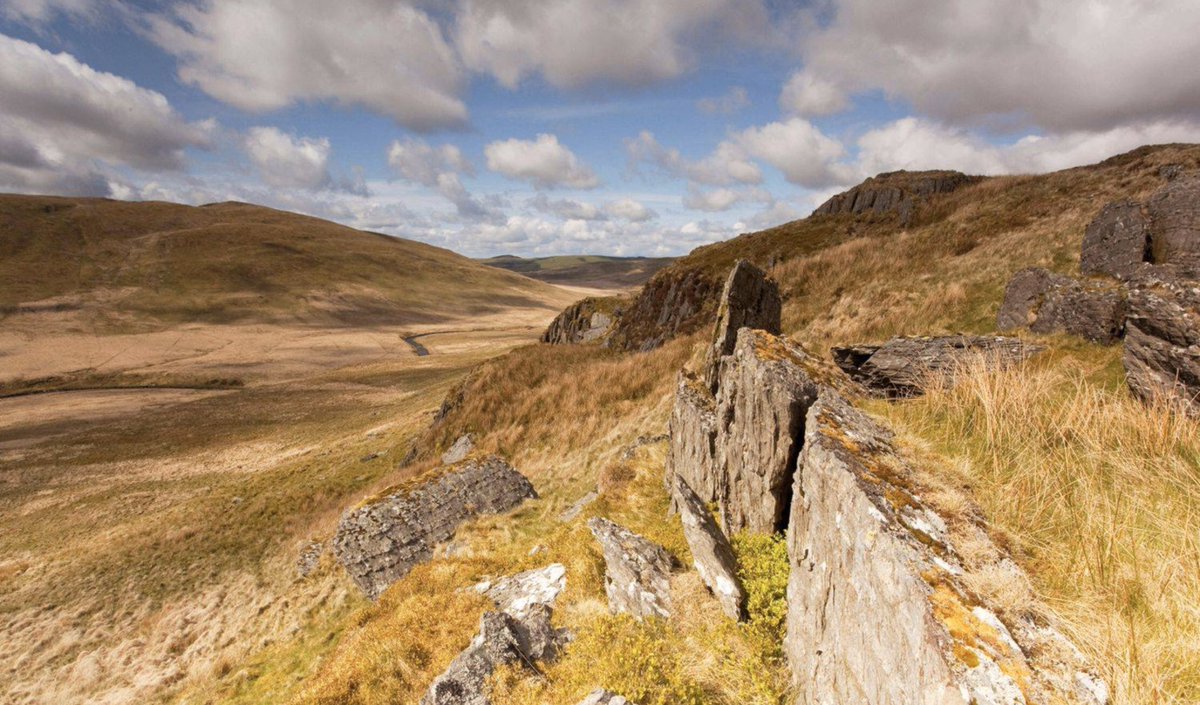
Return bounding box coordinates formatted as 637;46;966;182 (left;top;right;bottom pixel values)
334;456;537;599
832;335;1042;397
1123;269;1200;411
588;517;673;619
672;474;745;620
1080;201;1150;278
704;259;782;391
997;267;1127;344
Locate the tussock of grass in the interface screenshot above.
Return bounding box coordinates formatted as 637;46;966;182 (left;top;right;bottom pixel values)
876;356;1200;704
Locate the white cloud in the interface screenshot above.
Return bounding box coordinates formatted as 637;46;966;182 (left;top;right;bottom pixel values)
748;200;803;229
1;0;94;23
683;185;772;212
244;126;330;190
387;137;494;219
798;0;1200;132
529;194;604;220
147;0;466;130
779;69;848;117
0;33;212;196
605;197;656;222
626;131;762;187
485;133;599;189
455;0;769;89
698;86;750;115
734;118;850;188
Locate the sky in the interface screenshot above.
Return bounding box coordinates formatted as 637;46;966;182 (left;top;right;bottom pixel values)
1;0;1199;258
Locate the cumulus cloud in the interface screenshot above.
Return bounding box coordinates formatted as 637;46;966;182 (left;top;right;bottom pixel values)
0;33;212;196
1;0;95;23
798;0;1200;132
388;137;494;219
605;197;656;222
735;118;851;188
698;86;749;115
455;0;769;89
485;133;598;189
243;126;331;190
779;69;848;117
683;185;773;212
529;194;604;220
626;131;761;187
147;0;466;130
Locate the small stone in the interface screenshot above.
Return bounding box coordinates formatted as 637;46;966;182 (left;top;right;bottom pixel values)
296;540;324;578
574;690;637;705
587;518;673;619
442;434;476;465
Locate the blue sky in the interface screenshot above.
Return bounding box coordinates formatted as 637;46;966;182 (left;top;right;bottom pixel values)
2;0;1199;258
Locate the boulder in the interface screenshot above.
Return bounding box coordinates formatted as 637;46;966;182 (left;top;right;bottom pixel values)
575;691;637;705
482;563;568;620
785;393;1107;705
333;456;537;599
703;259;782;391
832;335;1043;398
997;268;1127;344
542;297;621;345
587;518;673;619
442;433;476;465
1123;270;1200;411
1147;175;1200;273
671;474;745;620
1080;201;1150;278
664;372;719;508
813;170;981;226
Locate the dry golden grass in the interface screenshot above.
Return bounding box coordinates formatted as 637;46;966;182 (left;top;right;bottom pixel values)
875;355;1200;704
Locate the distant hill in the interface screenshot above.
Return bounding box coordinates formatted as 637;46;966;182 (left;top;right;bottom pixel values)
480;254;674;288
0;195;563;327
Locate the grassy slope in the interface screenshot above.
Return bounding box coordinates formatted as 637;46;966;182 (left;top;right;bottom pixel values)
186;145;1200;705
480;254;674;288
0;195;561;326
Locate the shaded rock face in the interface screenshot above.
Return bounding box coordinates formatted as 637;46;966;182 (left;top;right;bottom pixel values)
785;394;1107;705
704;259;782;391
1147;175;1200;273
832;336;1043;398
1123;270;1200;411
541;297;620;345
575;690;636;705
671;474;745;620
587;517;673;619
441;433;476;465
607;267;722;352
333;456;537;599
1081;201;1150;278
997;267;1127;344
813;170;980;226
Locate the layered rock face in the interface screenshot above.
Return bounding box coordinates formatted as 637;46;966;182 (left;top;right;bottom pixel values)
541;297;620;345
606;266;722;352
588;517;674;619
704;259;782;390
813;170;981;226
1080;201;1150;278
1076;174;1200;279
785;394;1107;705
333;456;537;599
1123;270;1200;410
832;336;1042;397
666;372;719;505
1147;175;1200;272
997;268;1127;344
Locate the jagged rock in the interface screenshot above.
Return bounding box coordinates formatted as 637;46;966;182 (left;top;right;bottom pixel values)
296;540;324;578
542;297;620;345
997;268;1127;344
442;434;476;465
1147;175;1200;273
558;490;598;522
333;456;537;599
703;260;782;391
832;335;1043;398
715;329;822;533
587;518;673;619
1123;270;1200;410
483;563;567;620
671;474;745;620
813;170;981;226
575;691;637;705
785;393;1107;705
665;372;719;508
1080;201;1151;278
607;267;722;352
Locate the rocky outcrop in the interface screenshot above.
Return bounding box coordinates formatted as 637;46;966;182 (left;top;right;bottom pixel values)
588;518;673;619
671;474;745;620
704;260;782;390
441;433;476;465
1081;201;1150;278
1123;269;1200;411
541;297;621;345
482;564;568;620
813;170;981;226
606;266;722;352
832;335;1043;397
785;393;1107;705
666;372;719;506
1146;175;1200;273
996;268;1127;344
334;456;537;599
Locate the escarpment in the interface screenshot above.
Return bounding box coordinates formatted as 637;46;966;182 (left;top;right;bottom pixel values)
812;169;982;226
333;456;536;599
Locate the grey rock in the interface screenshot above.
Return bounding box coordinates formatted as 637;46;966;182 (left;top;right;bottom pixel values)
575;690;637;705
1160;164;1184;181
587;517;673;619
832;335;1043;397
333;456;537;599
1080;201;1150;278
665;372;719;509
606;267;722;352
483;563;567;620
703;260;782;391
1147;175;1200;273
442;433;476;465
997;267;1127;344
671;474;745;620
1123;270;1200;411
558;490;598;523
296;540;324;578
542;297;621;345
785;393;1107;705
813;170;981;226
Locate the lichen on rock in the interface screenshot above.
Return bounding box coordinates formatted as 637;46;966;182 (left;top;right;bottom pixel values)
588;517;674;619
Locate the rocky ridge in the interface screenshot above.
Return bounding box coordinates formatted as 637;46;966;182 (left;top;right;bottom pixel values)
541;297;621;345
812;170;982;226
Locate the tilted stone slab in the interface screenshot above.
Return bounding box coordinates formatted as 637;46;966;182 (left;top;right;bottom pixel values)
997;267;1127;344
333;456;537;599
785;393;1107;705
672;473;745;620
1081;201;1150;278
832;335;1043;398
665;371;719;508
703;259;782;391
1123;269;1200;411
588;517;673;619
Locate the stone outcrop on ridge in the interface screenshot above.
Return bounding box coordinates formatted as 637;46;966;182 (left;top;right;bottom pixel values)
671;474;745;620
606;266;723;352
588;517;674;619
333;456;537;599
703;259;782;391
784;393;1108;705
831;335;1043;398
541;297;621;345
1123;269;1200;411
996;268;1127;344
812;170;981;226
